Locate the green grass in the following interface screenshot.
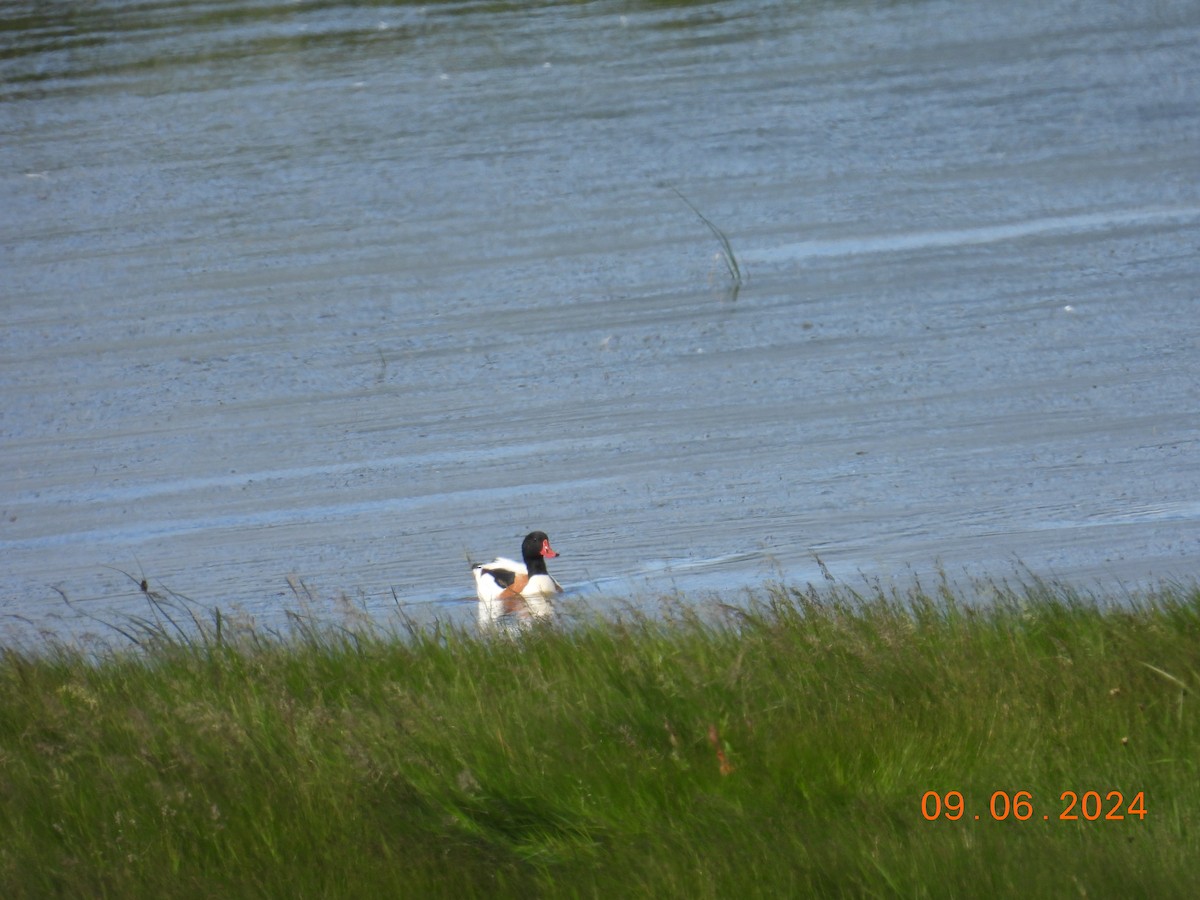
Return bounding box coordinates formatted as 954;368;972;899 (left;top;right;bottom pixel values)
2;577;1198;898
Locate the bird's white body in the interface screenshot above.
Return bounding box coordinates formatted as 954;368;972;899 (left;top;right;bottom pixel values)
472;558;562;602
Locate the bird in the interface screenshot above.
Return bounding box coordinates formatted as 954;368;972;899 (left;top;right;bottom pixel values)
471;531;563;604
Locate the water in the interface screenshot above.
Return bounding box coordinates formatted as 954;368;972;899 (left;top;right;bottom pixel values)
3;0;1199;642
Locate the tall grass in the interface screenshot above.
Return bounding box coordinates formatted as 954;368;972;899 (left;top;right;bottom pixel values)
2;578;1198;897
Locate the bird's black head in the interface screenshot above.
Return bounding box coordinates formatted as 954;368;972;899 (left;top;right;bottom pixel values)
521;531;558;572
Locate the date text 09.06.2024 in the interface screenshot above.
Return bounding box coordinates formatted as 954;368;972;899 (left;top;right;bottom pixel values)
922;790;1146;822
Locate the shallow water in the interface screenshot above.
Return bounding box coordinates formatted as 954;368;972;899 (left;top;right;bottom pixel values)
3;0;1199;642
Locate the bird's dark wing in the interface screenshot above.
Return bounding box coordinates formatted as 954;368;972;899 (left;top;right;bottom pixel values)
480;566;517;589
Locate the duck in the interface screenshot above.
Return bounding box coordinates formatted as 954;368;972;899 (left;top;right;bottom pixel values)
472;531;563;603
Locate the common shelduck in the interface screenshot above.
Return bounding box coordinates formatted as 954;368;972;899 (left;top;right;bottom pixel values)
472;531;563;603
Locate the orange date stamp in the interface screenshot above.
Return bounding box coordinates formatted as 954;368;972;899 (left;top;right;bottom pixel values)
922;790;1146;822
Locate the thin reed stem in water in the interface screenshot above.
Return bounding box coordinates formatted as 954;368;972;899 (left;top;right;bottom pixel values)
671;186;743;295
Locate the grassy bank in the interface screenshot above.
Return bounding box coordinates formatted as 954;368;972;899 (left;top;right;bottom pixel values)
2;578;1198;897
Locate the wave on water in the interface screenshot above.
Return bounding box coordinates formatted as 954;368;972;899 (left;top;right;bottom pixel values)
743;206;1200;265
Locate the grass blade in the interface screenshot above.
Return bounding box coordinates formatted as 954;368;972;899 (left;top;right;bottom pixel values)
671;187;743;293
